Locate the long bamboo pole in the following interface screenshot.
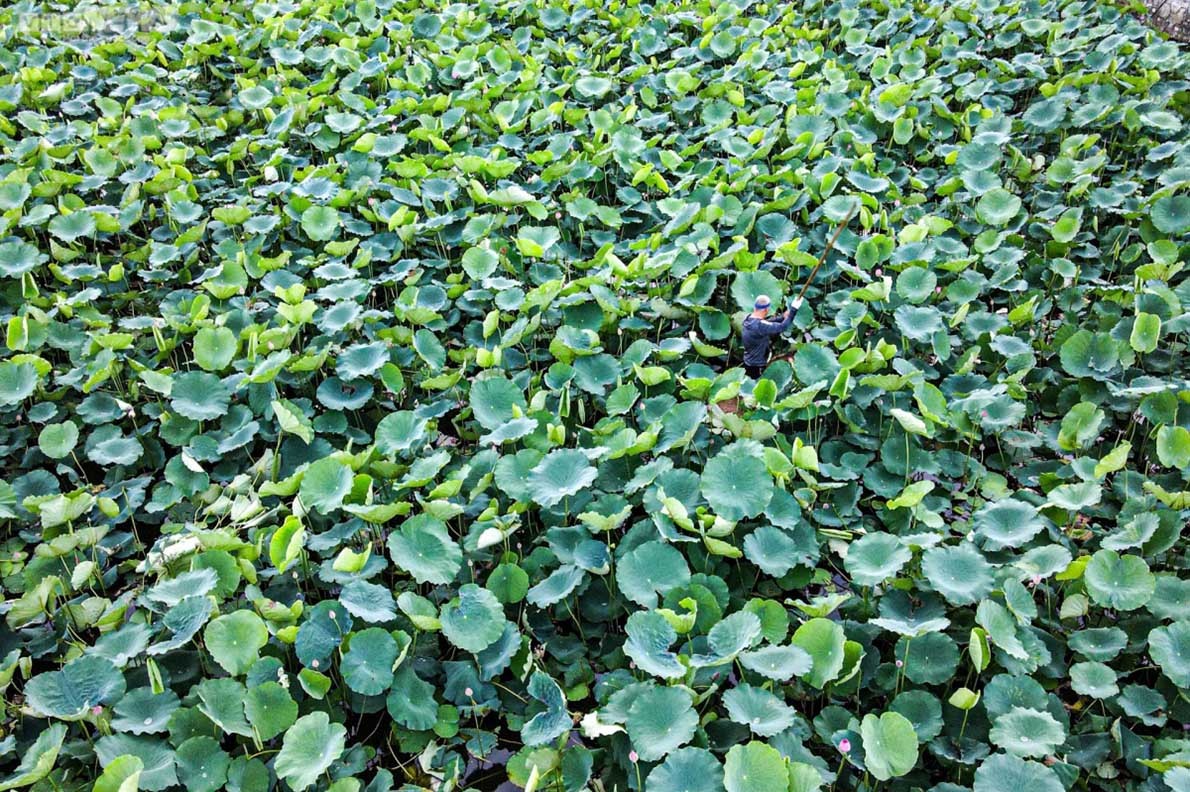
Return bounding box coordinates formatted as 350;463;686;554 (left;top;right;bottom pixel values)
791;204;858;308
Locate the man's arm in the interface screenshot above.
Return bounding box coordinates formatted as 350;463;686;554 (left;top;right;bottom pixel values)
761;310;793;336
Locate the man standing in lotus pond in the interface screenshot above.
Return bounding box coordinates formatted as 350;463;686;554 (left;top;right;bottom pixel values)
741;294;794;379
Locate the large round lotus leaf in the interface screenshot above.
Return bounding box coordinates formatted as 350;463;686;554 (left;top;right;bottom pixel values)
921;544;994;605
890;690;943;742
708;611;763;660
974;499;1047;550
470;375;528;430
527;449;598;508
111;688;180;735
1149;622;1190;688
316;377;373;410
623;610;684;679
335;342;388;380
48;210;96;242
0;361;38;404
988;707;1066;757
238;85;272;109
170;372;231;421
731;271;783;311
175;736;228;792
441;584;507;653
193;327;237;372
896;267;937;304
295;601;352;668
486;563;530;604
646;747;723;792
341;628;398;695
973;754;1063;792
194;678;251;738
373;410;429;456
203;610;267;677
38;421;79;459
386;665;438;731
739;644;812;680
701;440;774;520
1157;425;1190;470
791;617;845;688
0;722;66;792
339;580;397;623
743;525;806;578
1069;661;1119;699
298;457;352;515
845;533;912;586
0;240;44;278
627;685;698;762
300;205;341;241
243;681;297;741
896;632;959;685
273;712;346;792
793;344;841;386
85;425;144;467
1068;627;1128;661
462;246;499;280
976;188;1022;226
1084;549;1155;611
1149;576;1190;621
94;735;177;792
723;684;796;737
525;564;585;607
521;671;570;746
1151;195;1190;234
387;514;462;584
494;449;544;502
724;741;787;792
92;753;142;792
893;305;944;342
860;711;918;781
25;655;126;720
618;540;691;608
397;592;441;631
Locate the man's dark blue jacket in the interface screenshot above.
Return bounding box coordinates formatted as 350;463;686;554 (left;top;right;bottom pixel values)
742;312;793;368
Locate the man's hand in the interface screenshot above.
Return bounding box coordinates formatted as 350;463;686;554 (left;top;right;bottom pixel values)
783;309;791;319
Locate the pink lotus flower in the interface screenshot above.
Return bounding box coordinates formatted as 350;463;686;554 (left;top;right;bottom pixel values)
839;738;851;753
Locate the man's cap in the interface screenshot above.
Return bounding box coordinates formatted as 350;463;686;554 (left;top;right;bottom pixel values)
754;295;771;309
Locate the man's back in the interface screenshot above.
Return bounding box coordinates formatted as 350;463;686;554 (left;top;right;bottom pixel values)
741;312;791;367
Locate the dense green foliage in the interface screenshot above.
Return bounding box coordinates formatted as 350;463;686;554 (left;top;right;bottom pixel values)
0;0;1188;790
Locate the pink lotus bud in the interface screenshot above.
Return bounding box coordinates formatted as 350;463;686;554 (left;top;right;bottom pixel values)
1030;574;1043;587
92;705;104;716
629;751;639;763
874;268;882;277
368;197;376;205
895;659;903;668
981;410;989;417
839;739;851;753
936;286;942;293
465;687;473;697
555;212;562;219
